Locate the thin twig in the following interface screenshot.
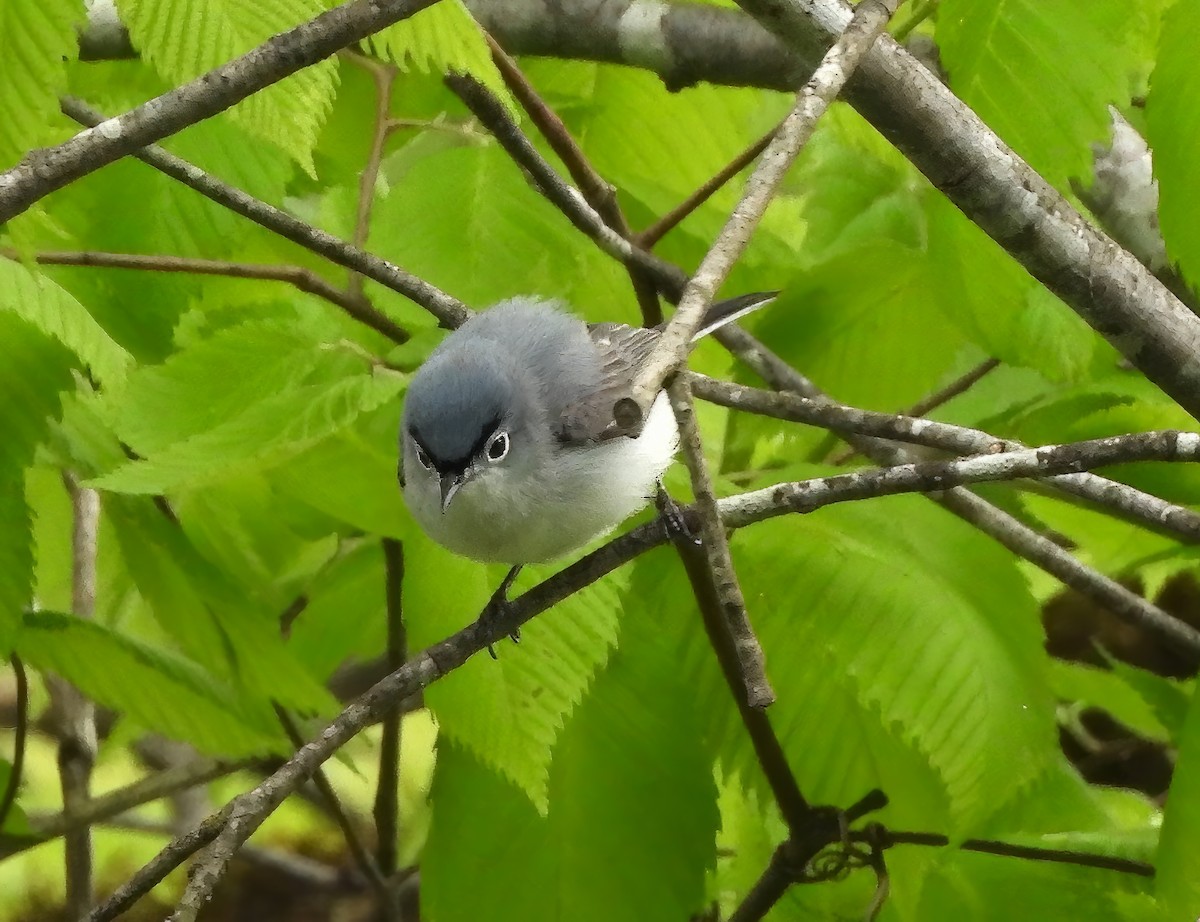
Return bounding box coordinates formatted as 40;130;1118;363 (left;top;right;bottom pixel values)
347;55;398;299
0;655;28;835
442;74;688;301
484;32;663;324
622;0;903;432
690;372;1200;543
858;828;1155;877
59;97;471;331
829;358;1000;463
16;758;245;851
668;378;774;708
48;479;100;918
6;248;411;345
274;707;390;900
636;122;780;249
86;808;232;922
375;539;406;877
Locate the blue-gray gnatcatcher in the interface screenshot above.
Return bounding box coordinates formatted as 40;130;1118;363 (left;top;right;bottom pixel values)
399;292;776;571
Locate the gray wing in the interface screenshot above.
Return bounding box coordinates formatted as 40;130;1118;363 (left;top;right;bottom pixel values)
554;322;661;445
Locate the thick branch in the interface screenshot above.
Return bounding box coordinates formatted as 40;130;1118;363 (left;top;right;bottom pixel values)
0;0;441;222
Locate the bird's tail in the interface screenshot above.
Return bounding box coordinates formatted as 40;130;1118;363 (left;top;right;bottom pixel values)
691;290;779;340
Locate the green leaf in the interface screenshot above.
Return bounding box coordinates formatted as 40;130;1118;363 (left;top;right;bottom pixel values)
17;610;281;756
404;539;621;811
361;0;514;113
0;257;132;387
271;403;411;539
0;314;78;654
0;0;78;169
285;541;388;682
1146;0;1200;290
94;368;405;495
116;0;337;175
937;0;1133;188
1050;660;1168;742
424;618;718;921
369;144;629;312
104;318;327;457
1154;683;1200;918
660;484;1058;834
925;195;1099;382
1104;656;1193;744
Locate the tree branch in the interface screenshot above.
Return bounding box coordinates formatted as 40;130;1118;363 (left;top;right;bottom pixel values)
622;0;901;433
375;539;406;878
0;0;442;223
690;372;1200;543
467;0;1200;419
714;323;1198;658
7;248;411;345
90;422;1199;919
484;33;664;325
345;52;398;299
829;357;1000;463
59;97;471;331
866;828;1155;877
274;707;389;902
731;0;1200;420
668;378;774;708
47;480;100;917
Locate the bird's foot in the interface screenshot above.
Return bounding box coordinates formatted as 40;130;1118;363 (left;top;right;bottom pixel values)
478;565;523;659
655;484;701;547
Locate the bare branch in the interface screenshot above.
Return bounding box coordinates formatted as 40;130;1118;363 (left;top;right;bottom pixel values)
274;707;389;901
714;323;1197;656
443;74;685;298
829;358;1000;463
859;827;1155;877
8;248;411;345
636;123;779;250
484;33;664;325
59;97;471;330
46;480;100;917
0;0;442;222
345;53;398;299
733;0;1200;419
375;539;407;877
667;379;774;708
690;372;1200;543
622;0;901;433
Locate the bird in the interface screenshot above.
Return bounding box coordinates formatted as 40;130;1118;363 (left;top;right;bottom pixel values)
398;292;776;633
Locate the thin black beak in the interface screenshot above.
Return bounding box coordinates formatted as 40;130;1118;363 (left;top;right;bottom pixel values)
439;472;464;512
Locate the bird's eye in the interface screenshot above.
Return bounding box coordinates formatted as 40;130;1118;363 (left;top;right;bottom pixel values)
486;431;510;463
414;443;433;470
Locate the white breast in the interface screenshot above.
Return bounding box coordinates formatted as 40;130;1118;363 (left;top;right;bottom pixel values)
408;392;679;564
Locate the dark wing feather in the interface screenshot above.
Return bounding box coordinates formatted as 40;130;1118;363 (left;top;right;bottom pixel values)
554;323;661;445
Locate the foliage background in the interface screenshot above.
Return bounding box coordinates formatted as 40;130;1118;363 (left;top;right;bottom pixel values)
1;0;1199;919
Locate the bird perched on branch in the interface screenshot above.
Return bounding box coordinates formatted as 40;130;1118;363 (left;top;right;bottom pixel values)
398;292;777;635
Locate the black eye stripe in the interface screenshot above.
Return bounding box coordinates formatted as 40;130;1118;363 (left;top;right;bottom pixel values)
408;418;501;471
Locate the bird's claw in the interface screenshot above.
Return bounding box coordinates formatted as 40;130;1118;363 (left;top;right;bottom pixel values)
655;485;701;546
